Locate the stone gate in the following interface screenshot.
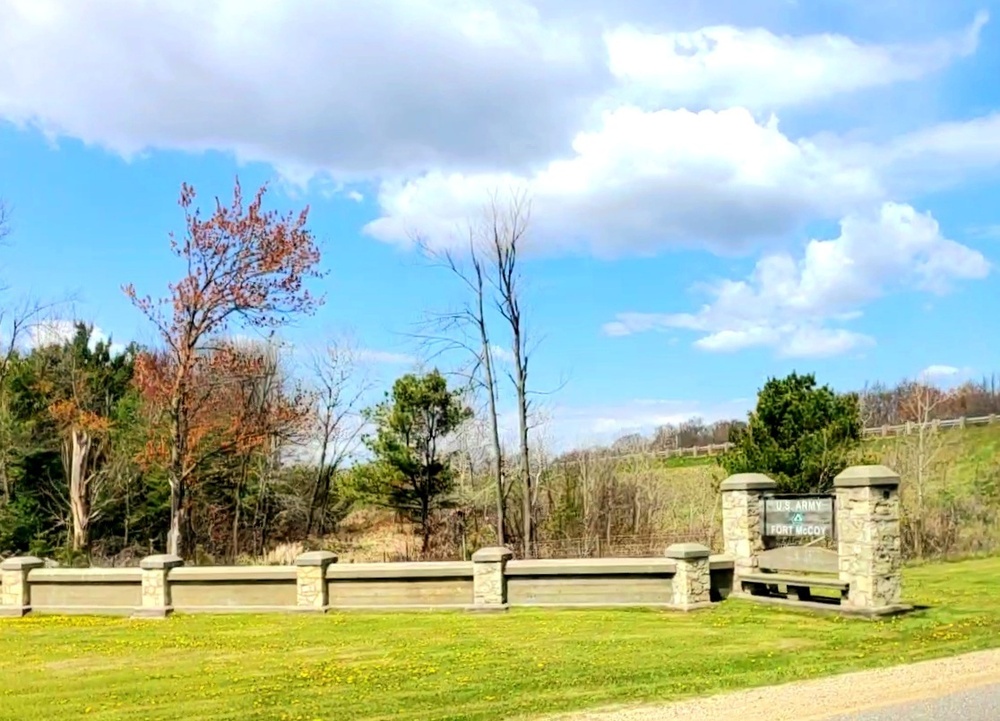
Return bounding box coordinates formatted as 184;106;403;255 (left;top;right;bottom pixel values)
721;464;907;616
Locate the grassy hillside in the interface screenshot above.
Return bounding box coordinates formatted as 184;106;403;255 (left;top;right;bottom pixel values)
596;423;1000;558
628;423;1000;482
333;424;1000;562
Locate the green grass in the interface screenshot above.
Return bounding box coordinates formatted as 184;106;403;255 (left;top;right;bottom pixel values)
3;558;1000;721
870;425;1000;487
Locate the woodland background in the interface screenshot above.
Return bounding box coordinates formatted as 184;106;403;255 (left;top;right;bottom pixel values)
1;184;998;568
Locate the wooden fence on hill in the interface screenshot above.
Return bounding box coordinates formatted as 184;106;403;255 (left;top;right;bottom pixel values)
570;414;1000;465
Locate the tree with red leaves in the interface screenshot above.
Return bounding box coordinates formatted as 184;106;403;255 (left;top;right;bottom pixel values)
124;179;323;557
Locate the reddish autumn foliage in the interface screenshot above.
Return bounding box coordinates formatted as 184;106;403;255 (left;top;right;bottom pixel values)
124;178;324;349
133;344;311;479
124;177;324;556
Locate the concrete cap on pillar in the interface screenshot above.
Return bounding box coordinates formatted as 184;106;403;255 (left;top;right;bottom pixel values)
834;465;901;488
719;473;778;492
665;542;711;560
472;547;514;563
139;554;184;571
294;550;338;567
0;556;44;571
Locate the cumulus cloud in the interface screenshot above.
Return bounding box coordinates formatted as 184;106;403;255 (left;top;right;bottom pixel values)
26;319;127;355
2;0;998;362
365;99;1000;260
0;1;987;200
879;112;1000;191
604;12;988;111
0;0;602;180
365;106;881;255
920;364;961;379
603;203;990;357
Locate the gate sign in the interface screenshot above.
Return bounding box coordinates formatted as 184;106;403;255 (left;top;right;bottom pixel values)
763;496;833;537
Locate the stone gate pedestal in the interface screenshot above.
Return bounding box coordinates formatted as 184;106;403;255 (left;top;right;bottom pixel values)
720;473;777;586
834;465;904;613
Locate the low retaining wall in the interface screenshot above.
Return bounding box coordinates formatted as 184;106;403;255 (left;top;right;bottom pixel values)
0;544;734;617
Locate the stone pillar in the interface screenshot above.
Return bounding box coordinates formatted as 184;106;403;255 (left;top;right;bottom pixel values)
0;556;44;617
136;554;183;618
295;551;337;611
665;543;711;610
834;465;902;612
720;473;777;582
472;547;513;610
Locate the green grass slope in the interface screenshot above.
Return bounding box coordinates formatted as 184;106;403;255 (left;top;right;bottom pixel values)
3;557;1000;721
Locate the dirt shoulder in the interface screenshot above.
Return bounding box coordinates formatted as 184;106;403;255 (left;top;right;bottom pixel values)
543;649;1000;721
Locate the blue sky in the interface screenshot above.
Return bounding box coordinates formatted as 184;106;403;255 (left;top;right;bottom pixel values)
1;0;999;450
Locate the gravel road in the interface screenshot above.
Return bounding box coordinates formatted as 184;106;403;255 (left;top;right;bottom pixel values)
546;649;1000;721
827;682;1000;720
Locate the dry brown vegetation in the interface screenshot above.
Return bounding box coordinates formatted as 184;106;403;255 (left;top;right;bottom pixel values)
315;376;1000;564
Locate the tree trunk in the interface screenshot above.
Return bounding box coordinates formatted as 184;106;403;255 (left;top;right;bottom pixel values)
306;432;332;538
68;429;93;552
167;475;186;558
168;397;187;558
514;342;532;558
420;495;431;554
480;339;505;547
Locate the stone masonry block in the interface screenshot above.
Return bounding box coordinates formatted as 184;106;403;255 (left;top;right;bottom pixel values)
721;474;776;579
0;556;44;617
472;546;513;608
136;554;183;619
835;466;902;612
666;544;711;610
295;551;338;610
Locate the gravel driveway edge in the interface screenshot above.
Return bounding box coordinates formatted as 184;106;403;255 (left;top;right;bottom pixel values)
540;649;1000;721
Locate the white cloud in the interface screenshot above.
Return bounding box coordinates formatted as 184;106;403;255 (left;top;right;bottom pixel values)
355;349;417;365
0;0;601;180
603;203;990;357
26;319;127;355
1;0;998;270
346;190;365;203
880;112;1000;190
490;344;516;364
604;12;988;111
365;106;881;256
920;364;960;379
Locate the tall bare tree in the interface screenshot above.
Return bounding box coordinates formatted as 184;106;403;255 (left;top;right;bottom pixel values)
305;339;373;537
485;189;534;556
415;226;509;546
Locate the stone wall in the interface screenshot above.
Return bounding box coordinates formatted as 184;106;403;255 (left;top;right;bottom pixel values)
0;546;734;617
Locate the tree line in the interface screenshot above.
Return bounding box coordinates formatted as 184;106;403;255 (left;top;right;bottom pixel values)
1;184;992;566
589;376;1000;460
0;181;547;564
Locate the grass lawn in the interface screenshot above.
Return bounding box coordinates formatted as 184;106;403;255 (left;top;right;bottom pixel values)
2;557;1000;721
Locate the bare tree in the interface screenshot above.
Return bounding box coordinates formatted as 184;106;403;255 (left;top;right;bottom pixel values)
892;380;953;558
305;339;373;537
0;299;64;502
0;200;9;247
226;338;304;558
414;225;508;546
485;189;534;557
